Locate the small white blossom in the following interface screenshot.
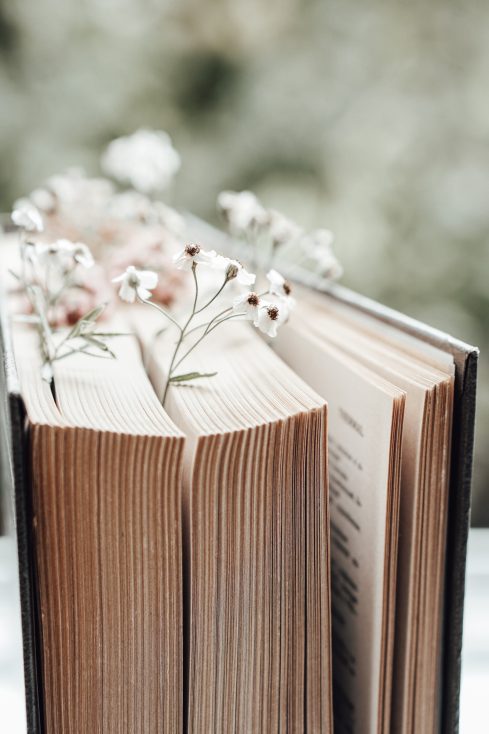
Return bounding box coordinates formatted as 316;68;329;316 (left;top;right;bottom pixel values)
35;239;94;269
233;291;261;320
71;242;95;268
303;229;343;279
107;190;153;221
266;209;302;246
46;169;114;207
308;228;335;250
266;269;295;307
214;255;256;285
314;252;343;280
29;188;57;213
254;301;288;338
35;239;75;264
11;200;44;232
107;193;185;235
112;265;158;303
173;244;218;271
217;190;269;234
101;129;181;194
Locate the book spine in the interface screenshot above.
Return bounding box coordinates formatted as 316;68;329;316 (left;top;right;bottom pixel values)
442;349;478;734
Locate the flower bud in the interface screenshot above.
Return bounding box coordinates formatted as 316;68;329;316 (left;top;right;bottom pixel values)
225;262;240;280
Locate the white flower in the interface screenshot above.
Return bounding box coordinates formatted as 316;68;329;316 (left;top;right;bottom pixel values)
266;269;295;306
173;244;218;271
29;188;57;213
46;169;114;207
232;291;261;320
112;265;158;303
11;200;44;232
303;229;343;279
107;190;153;221
308;228;335;250
35;239;75;263
35;239;94;269
214;256;256;285
314;252;343;280
217;190;269;234
107;193;185;235
101;129;181;194
266;209;302;246
254;302;288;338
71;242;95;268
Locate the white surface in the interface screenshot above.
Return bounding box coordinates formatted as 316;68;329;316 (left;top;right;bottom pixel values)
460;528;489;733
0;528;487;732
0;536;26;734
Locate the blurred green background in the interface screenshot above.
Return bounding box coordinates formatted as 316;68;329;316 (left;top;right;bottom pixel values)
1;0;488;522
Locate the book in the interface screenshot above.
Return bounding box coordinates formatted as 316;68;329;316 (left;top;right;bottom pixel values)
0;221;478;734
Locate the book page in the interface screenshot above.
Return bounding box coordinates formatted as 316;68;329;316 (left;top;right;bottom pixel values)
295;295;454;734
296;286;455;376
273;325;404;734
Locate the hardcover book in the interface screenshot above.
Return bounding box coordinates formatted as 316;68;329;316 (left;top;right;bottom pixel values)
0;214;478;734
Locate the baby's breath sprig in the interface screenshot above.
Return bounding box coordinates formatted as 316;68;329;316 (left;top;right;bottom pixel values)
10;202;121;383
113;244;295;405
217;189;343;280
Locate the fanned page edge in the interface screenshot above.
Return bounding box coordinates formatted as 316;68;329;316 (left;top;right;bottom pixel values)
134;317;333;731
314;284;478;734
7;319;187;733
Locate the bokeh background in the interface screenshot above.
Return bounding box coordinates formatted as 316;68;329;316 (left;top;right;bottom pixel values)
1;0;488;522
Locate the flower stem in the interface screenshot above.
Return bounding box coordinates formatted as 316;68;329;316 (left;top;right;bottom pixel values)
183;305;233;338
139;296;183;332
162;263;198;405
194;276;228;314
171;312;245;373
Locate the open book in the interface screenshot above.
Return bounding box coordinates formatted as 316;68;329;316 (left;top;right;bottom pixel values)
0;223;478;734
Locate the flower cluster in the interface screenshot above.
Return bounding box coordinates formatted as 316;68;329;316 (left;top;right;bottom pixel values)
113;244;296;403
16;130;186;310
232;269;294;337
20;165;185;239
217;189;343;280
9;130;337;398
101;129;181;194
10;202;120;382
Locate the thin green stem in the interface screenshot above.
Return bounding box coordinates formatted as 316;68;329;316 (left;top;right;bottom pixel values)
162;263;198;405
171;313;246;373
138;296;182;332
182;290;269;340
205;312;247;335
191;264;199;315
183;305;233;339
161;268;265;405
194;276;228;314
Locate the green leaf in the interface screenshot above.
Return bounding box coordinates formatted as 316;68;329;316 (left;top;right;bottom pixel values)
154;326;168;339
80;303;108;323
66;303;107;340
83;335;116;358
169;371;218;383
91;331;133;337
